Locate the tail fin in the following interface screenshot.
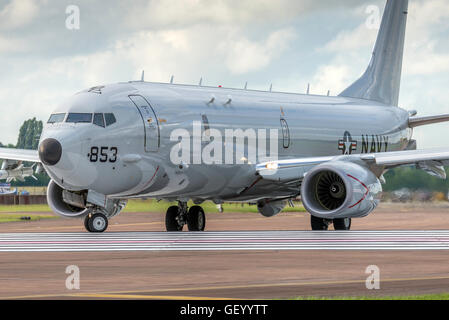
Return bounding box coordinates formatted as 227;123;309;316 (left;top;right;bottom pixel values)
339;0;408;106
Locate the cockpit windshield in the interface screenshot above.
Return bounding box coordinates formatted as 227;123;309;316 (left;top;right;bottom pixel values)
47;113;66;124
66;113;93;123
93;113;105;127
58;112;116;127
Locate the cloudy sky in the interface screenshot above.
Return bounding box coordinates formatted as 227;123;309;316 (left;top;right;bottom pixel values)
1;0;449;148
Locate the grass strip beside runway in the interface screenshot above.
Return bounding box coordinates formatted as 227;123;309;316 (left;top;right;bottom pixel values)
0;214;56;223
292;293;449;300
0;200;307;214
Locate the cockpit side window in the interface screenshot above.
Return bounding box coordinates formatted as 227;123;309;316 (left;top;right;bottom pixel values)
47;113;66;124
104;113;116;126
93;113;105;127
66;113;93;123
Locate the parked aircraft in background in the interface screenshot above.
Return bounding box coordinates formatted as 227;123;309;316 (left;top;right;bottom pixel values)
1;0;449;232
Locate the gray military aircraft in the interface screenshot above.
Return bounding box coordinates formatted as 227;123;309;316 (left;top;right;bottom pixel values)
1;0;448;232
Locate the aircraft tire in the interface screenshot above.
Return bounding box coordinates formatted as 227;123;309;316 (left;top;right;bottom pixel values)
88;213;109;233
187;206;206;231
333;218;351;230
311;215;329;231
166;206;183;231
84;214;91;232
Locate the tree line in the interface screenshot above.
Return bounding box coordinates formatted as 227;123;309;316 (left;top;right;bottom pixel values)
0;118;49;187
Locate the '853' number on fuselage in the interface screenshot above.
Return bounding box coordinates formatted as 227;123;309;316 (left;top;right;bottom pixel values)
89;146;117;163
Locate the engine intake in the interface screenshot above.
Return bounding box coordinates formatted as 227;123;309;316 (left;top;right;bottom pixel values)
301;161;382;219
47;180;90;218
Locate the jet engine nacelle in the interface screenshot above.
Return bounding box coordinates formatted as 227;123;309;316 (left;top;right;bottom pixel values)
257;199;287;217
301;161;382;219
47;180;90;218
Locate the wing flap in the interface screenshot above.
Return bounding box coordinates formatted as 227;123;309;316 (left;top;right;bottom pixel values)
371;148;449;167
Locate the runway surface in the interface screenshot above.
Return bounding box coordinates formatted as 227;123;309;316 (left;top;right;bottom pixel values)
1;230;449;252
0;205;448;299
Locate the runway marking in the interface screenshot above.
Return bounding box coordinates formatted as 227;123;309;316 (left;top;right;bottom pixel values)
2;275;449;300
0;231;448;251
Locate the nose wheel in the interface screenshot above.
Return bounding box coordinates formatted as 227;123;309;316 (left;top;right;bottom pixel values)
84;213;109;233
165;202;206;232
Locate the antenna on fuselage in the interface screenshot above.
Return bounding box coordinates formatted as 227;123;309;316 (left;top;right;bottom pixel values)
199;77;203;86
141;70;145;82
327;90;330;96
306;83;310;95
269;84;273;92
170;75;174;84
244;82;248;90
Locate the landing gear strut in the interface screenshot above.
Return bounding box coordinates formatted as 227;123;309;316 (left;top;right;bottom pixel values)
165;202;206;232
84;212;109;233
310;216;351;231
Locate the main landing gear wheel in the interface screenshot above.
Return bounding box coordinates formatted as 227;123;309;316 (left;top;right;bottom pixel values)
187;206;206;231
311;216;331;231
333;218;352;231
165;203;207;232
310;216;352;231
84;213;109;233
166;206;183;231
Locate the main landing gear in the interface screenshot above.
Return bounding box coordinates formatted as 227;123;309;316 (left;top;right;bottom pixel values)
311;216;351;231
165;202;206;232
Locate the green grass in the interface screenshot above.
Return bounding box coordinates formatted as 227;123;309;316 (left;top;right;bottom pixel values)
0;200;306;214
124;200;306;214
291;293;449;300
0;204;51;213
0;213;57;223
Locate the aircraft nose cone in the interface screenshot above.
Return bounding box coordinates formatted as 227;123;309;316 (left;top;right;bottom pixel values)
39;138;62;166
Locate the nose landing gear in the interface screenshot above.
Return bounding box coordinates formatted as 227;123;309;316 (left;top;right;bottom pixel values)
165;202;206;232
84;212;109;233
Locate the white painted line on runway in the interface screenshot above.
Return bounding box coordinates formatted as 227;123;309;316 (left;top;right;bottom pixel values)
0;231;448;251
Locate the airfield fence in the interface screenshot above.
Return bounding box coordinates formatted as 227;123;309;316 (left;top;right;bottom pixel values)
0;195;47;205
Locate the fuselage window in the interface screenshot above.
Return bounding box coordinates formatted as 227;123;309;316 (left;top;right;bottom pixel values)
66;113;93;123
104;113;116;126
93;113;105;127
47;113;66;124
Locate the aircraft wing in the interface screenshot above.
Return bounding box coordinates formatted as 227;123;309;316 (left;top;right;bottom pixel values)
0;148;41;182
0;147;40;163
256;148;449;182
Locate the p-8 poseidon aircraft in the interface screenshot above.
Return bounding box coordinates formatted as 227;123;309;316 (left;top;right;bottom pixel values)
1;0;448;232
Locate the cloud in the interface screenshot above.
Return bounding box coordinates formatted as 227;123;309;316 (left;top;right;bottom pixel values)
0;0;40;30
0;35;28;53
221;28;296;74
310;0;449;95
402;0;449;76
323;23;377;53
125;0;362;30
311;64;356;95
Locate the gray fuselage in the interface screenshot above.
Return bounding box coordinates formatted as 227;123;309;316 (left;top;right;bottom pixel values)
41;82;412;204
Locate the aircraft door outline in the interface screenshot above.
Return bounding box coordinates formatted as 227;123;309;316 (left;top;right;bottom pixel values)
129;95;160;152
